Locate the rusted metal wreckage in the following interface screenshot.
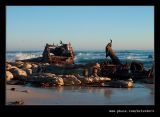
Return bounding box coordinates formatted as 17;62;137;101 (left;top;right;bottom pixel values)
42;41;75;64
19;41;75;64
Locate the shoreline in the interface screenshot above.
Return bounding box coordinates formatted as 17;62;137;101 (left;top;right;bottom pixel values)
6;83;154;105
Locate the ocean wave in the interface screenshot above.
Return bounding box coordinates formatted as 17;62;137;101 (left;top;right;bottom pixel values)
6;50;154;69
6;52;42;62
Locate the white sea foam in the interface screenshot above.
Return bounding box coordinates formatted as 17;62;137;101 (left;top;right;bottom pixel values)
6;52;42;62
15;53;41;60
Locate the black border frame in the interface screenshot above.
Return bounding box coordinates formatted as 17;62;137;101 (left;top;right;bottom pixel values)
0;0;159;114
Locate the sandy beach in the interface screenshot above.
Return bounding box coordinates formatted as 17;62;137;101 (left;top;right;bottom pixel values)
6;83;154;105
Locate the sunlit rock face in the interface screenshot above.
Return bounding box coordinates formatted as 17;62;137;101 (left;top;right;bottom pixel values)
10;68;28;79
6;71;14;81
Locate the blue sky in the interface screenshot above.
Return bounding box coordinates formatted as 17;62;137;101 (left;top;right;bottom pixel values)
6;6;154;51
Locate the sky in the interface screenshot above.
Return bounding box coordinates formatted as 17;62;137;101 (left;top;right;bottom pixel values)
6;6;154;51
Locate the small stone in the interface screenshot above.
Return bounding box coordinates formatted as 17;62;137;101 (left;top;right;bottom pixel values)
10;88;15;91
10;100;24;105
21;90;29;93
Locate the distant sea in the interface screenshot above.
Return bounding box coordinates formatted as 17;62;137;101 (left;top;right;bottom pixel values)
6;50;154;70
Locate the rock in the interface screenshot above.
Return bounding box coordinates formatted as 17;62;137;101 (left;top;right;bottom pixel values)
15;61;24;68
99;77;111;82
108;79;133;88
31;63;38;69
55;77;64;86
130;62;144;72
78;76;111;84
6;63;12;71
63;78;74;85
58;75;63;77
23;63;32;69
32;67;38;73
42;63;50;66
23;68;32;75
63;77;81;85
10;88;15;91
11;66;18;69
21;90;29;93
74;79;81;85
35;65;46;73
41;83;50;87
9;100;24;105
79;77;93;84
11;68;27;78
100;83;105;86
27;73;56;84
92;77;100;82
83;69;89;77
6;71;14;81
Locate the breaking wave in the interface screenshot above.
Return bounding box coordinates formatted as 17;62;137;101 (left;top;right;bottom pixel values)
6;50;154;69
6;51;42;62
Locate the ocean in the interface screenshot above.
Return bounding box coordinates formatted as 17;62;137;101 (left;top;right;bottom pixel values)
6;50;154;70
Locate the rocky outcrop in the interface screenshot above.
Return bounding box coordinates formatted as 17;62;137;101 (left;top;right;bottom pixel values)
11;68;27;79
55;77;64;86
31;63;38;69
77;76;111;84
23;63;32;69
6;71;14;81
107;79;133;88
63;75;81;85
6;63;12;71
15;61;24;68
23;68;32;75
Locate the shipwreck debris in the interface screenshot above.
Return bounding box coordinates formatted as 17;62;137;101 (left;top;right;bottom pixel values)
42;41;75;64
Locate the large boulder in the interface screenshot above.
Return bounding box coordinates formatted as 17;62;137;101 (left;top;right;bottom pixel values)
78;76;111;84
15;61;24;68
55;77;64;86
31;63;38;69
23;68;32;75
107;79;133;88
32;67;38;73
6;63;12;71
11;68;27;78
63;75;81;85
6;71;14;81
23;63;32;69
42;63;50;66
33;65;47;73
99;77;111;82
92;77;111;83
63;78;74;85
74;78;81;85
130;62;144;72
79;77;93;84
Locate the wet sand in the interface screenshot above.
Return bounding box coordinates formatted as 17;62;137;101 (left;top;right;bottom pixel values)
6;83;154;105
